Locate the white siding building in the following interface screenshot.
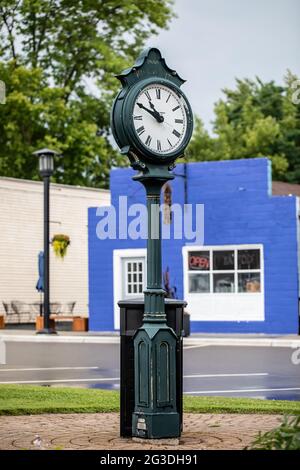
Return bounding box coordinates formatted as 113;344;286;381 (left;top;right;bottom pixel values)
0;177;110;318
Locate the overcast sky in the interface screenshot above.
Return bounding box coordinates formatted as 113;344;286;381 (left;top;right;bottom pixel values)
146;0;300;132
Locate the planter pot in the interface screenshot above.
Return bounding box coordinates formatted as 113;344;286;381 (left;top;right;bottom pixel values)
36;316;55;331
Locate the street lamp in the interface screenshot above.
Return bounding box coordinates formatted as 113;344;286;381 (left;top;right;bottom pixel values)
33;148;61;334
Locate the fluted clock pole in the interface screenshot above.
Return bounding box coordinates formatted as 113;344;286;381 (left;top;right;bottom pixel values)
131;168;180;439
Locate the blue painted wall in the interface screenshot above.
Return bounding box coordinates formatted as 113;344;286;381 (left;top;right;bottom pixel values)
88;158;299;334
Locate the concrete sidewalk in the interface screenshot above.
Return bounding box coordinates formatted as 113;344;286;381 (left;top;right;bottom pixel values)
0;329;300;347
0;412;282;450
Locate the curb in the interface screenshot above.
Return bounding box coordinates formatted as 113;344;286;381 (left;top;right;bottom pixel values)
183;337;300;348
0;334;300;348
0;335;120;344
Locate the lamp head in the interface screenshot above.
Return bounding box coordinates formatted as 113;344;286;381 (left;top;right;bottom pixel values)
33;148;61;177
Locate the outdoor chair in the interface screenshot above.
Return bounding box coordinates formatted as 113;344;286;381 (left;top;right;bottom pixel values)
57;302;76;317
2;301;19;324
50;302;62;314
11;300;36;323
65;302;76;315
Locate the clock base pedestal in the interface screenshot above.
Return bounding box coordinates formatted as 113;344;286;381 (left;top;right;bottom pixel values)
132;323;180;440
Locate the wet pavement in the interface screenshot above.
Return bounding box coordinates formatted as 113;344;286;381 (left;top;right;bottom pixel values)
1;341;300;400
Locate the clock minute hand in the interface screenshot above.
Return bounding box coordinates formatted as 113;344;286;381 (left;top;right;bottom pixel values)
137;102;164;123
137;102;163;122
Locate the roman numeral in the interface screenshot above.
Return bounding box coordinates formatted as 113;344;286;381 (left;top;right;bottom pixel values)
156;88;161;99
167;139;172;147
166;93;171;103
145;90;151;101
172;129;181;138
172;105;180;112
145;135;152;146
137;126;145;136
157;140;161;151
134;115;143;120
175;119;183;124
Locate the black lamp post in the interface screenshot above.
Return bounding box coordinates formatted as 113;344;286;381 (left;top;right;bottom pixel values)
33;148;60;334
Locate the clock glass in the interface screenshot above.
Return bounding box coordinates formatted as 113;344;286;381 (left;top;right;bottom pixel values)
132;83;189;155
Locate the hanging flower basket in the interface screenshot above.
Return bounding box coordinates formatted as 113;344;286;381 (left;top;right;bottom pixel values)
51;234;70;259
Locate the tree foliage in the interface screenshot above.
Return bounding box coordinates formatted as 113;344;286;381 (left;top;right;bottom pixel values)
187;72;300;182
1;2;299;186
0;0;174;187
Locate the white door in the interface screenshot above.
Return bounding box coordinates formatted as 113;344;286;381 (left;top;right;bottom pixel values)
113;249;147;329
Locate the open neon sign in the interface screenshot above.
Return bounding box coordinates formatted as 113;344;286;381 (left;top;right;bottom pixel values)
188;254;209;270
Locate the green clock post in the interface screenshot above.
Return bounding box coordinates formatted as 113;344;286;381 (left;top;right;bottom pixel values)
111;48;193;439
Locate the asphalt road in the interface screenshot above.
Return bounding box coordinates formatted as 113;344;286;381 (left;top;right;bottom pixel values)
1;341;300;400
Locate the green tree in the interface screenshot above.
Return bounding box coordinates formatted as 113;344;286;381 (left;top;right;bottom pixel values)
187;73;300;182
0;0;174;187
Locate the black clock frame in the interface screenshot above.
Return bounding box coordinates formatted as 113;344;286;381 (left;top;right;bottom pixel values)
111;48;193;168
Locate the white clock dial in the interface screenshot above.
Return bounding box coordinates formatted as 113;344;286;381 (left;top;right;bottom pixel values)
132;83;188;155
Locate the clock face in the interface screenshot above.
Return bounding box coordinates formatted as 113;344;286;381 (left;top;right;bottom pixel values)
132;83;189;156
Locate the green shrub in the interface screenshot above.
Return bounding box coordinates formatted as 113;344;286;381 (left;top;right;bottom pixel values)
250;415;300;450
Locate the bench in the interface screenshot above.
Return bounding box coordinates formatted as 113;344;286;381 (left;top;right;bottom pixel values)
2;301;88;331
2;301;37;324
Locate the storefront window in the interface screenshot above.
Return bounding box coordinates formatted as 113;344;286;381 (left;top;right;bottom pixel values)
213;273;235;293
188;251;210;271
189;273;210;293
238;249;260;270
213;250;234;270
187;246;262;295
238;273;261;292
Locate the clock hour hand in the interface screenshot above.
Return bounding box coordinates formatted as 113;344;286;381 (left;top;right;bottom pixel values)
148;100;166;121
137;102;164;123
148;100;160;114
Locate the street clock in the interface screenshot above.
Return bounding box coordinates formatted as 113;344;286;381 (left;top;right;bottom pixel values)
111;48;193;168
112;48;193;440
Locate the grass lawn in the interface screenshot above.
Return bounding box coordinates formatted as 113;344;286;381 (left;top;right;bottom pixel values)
0;385;300;416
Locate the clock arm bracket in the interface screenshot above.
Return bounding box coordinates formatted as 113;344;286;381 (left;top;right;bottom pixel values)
121;146;146;170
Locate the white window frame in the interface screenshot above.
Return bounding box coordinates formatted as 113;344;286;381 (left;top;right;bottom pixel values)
182;244;265;322
124;259;145;297
113;248;147;329
186;246;263;295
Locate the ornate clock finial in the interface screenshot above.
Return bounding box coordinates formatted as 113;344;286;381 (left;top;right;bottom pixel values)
116;48;185;90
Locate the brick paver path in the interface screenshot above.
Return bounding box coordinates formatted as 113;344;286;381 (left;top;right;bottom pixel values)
0;413;281;450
